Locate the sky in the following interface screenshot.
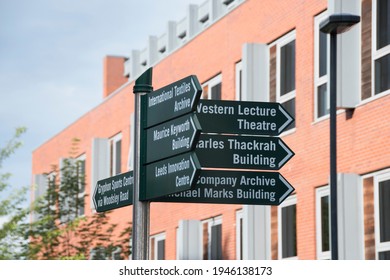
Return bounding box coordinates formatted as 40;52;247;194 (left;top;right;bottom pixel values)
0;0;206;205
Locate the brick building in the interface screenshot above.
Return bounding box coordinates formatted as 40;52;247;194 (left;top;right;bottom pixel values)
32;0;390;260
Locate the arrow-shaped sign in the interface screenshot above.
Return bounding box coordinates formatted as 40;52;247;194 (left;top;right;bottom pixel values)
143;75;202;128
93;171;134;213
142;152;201;200
196;99;294;136
195;134;294;170
153;170;294;206
145;113;201;164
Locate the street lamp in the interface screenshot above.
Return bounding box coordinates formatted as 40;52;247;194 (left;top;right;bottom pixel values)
320;14;360;260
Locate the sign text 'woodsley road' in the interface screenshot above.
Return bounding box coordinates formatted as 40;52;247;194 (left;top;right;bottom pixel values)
144;75;202;128
93;171;133;212
196;99;294;135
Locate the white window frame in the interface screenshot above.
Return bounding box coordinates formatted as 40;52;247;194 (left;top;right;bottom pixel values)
201;74;222;100
109;133;122;176
314;12;330;121
278;194;297;260
273;30;296;132
236;209;243;260
372;0;390;98
374;172;390;259
235;60;243;101
316;186;331;260
202;216;223;259
150;232;166;260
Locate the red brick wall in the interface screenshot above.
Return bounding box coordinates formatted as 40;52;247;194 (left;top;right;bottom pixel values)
32;0;390;259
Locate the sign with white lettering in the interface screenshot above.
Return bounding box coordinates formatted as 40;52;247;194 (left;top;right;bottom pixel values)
142;152;201;200
93;171;133;212
143;75;202;128
154;170;294;205
145;113;201;164
195;134;294;170
196;99;294;135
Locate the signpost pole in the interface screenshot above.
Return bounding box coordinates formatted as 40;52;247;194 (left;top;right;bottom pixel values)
132;67;153;260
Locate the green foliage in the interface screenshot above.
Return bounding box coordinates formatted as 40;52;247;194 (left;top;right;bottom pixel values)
0;127;29;259
28;138;132;260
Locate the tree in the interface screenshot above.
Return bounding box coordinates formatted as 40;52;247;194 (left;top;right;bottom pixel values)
0;127;29;259
27;138;132;259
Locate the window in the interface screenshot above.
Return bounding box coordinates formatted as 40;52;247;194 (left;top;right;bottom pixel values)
315;12;330;119
236;209;243;260
278;195;297;259
59;155;86;223
76;154;86;217
150;233;166;260
202;216;222;260
273;31;296;131
202;74;222;100
109;133;122;176
316;186;330;260
375;173;390;259
235;61;243;100
373;0;390;96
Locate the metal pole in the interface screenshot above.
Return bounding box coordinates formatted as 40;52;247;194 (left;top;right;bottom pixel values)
329;33;338;260
132;68;153;260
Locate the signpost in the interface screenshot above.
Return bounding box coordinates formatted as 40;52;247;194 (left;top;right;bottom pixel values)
196;99;294;135
143;152;201;200
145;113;201;164
94;67;296;260
141;75;203;200
143;75;202;128
154;170;294;205
93;171;134;213
195;134;294;170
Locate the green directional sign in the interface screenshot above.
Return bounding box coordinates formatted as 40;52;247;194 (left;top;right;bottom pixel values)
143;75;202;128
142;152;201;200
154;170;294;205
196;99;294;135
145;113;201;164
93;171;134;212
195;134;294;170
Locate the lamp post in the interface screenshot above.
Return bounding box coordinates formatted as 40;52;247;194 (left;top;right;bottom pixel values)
320;14;360;260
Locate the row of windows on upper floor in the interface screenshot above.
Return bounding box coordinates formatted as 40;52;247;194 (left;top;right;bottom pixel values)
200;1;390;132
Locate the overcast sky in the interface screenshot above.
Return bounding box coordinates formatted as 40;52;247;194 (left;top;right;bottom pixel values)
0;0;206;203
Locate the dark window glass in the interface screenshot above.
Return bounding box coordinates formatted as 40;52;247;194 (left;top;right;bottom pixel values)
210;224;222;260
282;204;297;258
280;40;296;96
157;240;165;260
379;179;390;242
115;139;122;175
377;0;390;50
211;83;222;100
379;251;390;260
317;83;329;118
375;53;390;94
319;31;328;77
321;195;330;252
